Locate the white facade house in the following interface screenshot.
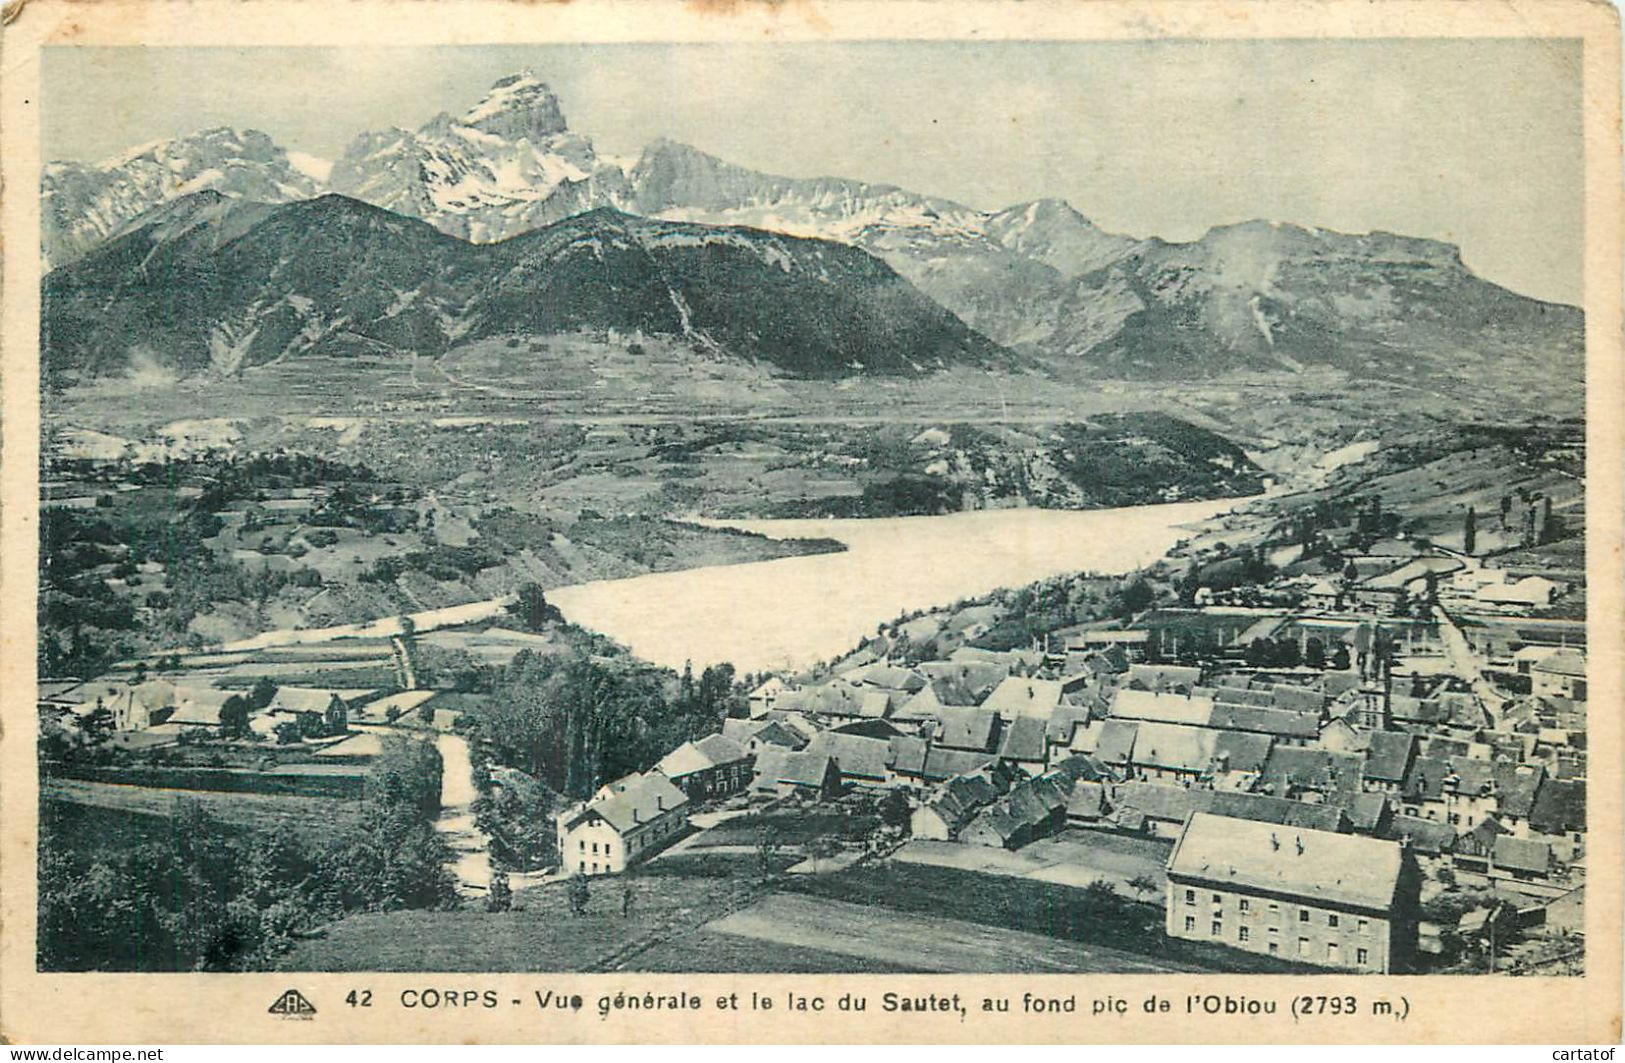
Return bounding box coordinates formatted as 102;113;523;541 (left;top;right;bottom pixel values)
556;771;690;876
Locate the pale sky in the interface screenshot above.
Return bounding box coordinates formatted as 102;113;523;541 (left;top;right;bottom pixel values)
43;40;1583;304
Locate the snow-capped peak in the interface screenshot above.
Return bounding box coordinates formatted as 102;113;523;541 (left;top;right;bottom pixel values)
457;71;569;141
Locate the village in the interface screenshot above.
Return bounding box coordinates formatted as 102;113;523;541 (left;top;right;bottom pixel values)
37;464;1588;974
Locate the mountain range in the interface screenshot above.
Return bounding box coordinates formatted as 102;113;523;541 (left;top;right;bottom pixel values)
42;192;1006;385
42;71;1585;396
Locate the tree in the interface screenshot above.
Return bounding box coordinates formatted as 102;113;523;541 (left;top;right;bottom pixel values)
248;676;278;711
486;872;512;913
509;583;561;632
877;790;912;833
79;699;115;746
755;823;780;883
273;720;302;745
1304;637;1326;670
219;696;251;739
568;875;590;917
1114;577;1155;619
365;735;444;819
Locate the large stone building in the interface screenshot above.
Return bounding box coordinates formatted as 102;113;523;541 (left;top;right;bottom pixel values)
1165;812;1420;972
556;772;690;876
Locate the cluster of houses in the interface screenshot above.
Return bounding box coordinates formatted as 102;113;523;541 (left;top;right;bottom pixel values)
549;540;1587;973
38;676;462;750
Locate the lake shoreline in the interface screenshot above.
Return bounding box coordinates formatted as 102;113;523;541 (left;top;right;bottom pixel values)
548;495;1255;674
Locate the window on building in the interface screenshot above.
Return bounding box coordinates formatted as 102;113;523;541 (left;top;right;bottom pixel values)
578;860;585;872
1269;902;1280;916
1328;914;1339;928
1328;942;1340;963
1185;916;1196;933
1357;918;1369;934
1212;893;1222;905
1357;947;1370;965
1268;942;1279;956
1185;889;1196;906
1298;937;1311;958
1299;908;1310;923
592;842;599;854
1268;926;1279;937
579;840;585;851
1239;927;1250;943
1239;899;1251;914
1211;921;1222;936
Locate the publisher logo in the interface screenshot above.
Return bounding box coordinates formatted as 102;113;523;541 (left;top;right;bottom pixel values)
269;988;318;1019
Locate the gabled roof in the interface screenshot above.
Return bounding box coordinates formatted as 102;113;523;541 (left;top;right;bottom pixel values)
1402;755;1451;801
921;771;1001;831
1123;664;1204;693
921;747;999;783
1262;746;1363;796
1211;730;1274;775
982;676;1065;721
657;733;749;779
753;750;836;789
1068;780;1109;819
1385;814;1457;855
1095;719;1140;765
1493;763;1545;819
1046;702;1093;747
887;734;929;777
917;659;1010;702
807;732;891;781
748;720;807;750
857;690;894;718
1113;781;1210;823
1531;650;1586;677
1130;722;1217;773
932;706;999;751
1361;731;1416;783
1493;835;1552;874
1529;777;1585;835
566;772;688;834
1208;704;1321;740
1325;790;1391;833
1169;813;1404;912
165;686;247;725
1206;791;1348;833
853;664;926;693
1111;688;1215;726
1271;685;1328;714
776;681;866;717
1215;687;1277;709
998;715;1049;763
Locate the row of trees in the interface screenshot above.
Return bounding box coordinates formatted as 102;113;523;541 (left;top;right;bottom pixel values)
469;649;740;801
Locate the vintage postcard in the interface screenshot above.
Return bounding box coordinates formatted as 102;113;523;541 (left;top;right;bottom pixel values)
1;0;1620;1045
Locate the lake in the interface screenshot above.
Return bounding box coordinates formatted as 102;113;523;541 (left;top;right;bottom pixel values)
547;497;1246;674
